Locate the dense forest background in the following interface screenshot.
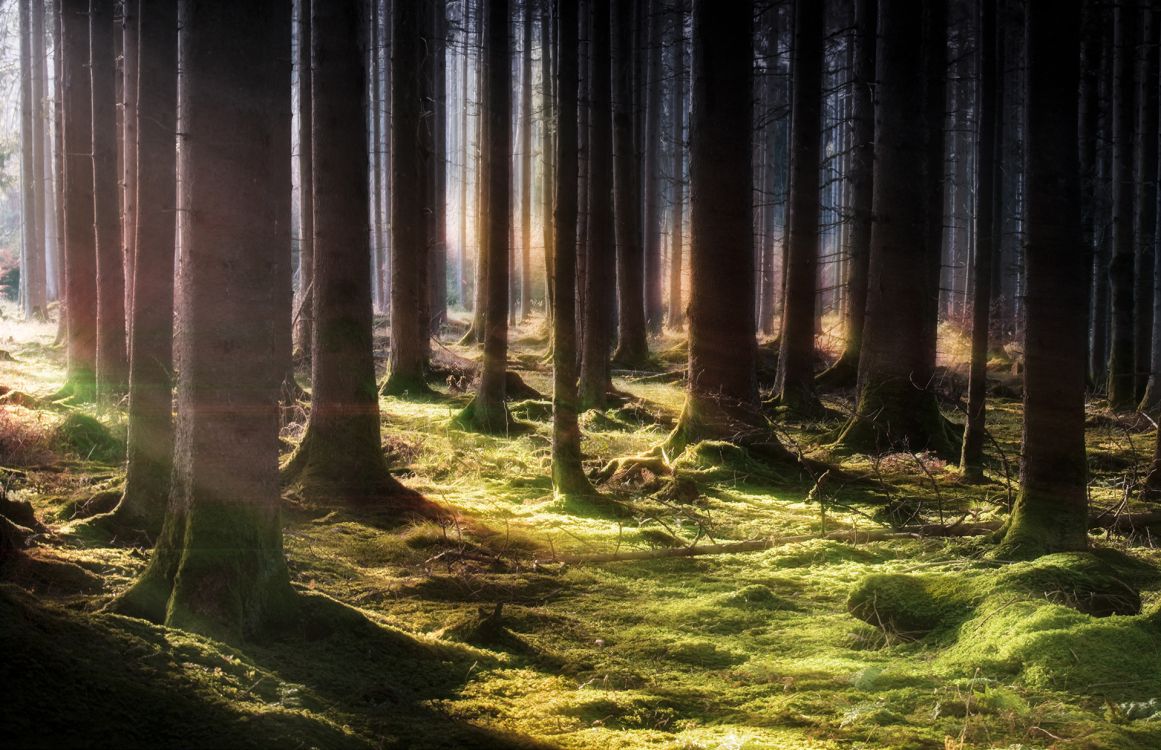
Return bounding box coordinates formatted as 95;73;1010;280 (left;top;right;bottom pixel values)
1;0;1160;748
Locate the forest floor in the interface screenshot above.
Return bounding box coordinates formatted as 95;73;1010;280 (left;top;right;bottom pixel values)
2;303;1160;750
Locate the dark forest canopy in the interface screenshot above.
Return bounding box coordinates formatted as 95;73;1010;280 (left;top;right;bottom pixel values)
0;0;1160;747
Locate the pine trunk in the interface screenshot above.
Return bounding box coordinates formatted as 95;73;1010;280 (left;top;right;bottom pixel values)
1107;0;1137;410
666;0;684;332
293;0;314;364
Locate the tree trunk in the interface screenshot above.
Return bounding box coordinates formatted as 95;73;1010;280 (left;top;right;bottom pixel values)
610;0;648;367
48;0;65;307
100;0;177;538
458;0;514;433
667;0;786;457
121;0;138;340
552;0;594;496
997;0;1087;558
430;0;448;333
579;0;615;408
382;0;435;396
60;0;98;402
643;0;663;334
112;0;297;641
961;0;998;480
775;0;824;414
817;0;875;388
666;0;684;332
1091;12;1114;384
459;0;472;310
520;0;533;321
293;0;314;365
1107;0;1137;411
19;0;45;321
920;0;948;396
1135;6;1160;410
284;0;437;517
91;0;128;403
541;0;556;332
834;0;957;460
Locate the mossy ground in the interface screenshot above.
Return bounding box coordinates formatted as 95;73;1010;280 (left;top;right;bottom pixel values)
1;304;1160;749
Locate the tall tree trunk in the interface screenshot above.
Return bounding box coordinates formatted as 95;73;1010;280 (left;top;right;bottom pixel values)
920;0;948;394
834;0;957;460
520;0;533;321
382;0;435;396
552;0;594;495
19;0;46;320
667;0;788;458
1107;0;1137;410
757;7;780;338
1090;13;1114;384
60;0;97;401
458;0;514;433
112;0;297;641
30;0;48;318
293;0;314;364
998;0;1087;558
817;0;875;387
284;0;437;517
541;0;556;332
121;0;138;339
467;0;489;345
579;0;615;407
961;0;998;480
1136;6;1160;409
430;0;448;332
98;0;177;538
459;0;472;310
610;0;648;366
642;0;663;334
775;0;824;414
576;0;591;349
91;0;128;403
48;0;65;308
666;0;684;331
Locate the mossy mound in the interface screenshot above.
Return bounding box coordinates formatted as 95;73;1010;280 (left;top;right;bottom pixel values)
53;413;124;463
849;553;1161;700
671;440;790;484
507;399;553;422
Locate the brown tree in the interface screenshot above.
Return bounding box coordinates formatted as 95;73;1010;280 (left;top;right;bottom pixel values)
666;0;684;332
457;0;515;433
121;0;138;330
611;0;648;366
520;0;534;321
283;0;438;518
91;0;128;403
579;0;616;408
293;0;314;365
996;0;1088;558
1106;0;1136;410
59;0;98;402
19;0;47;320
95;0;178;537
1136;5;1160;410
382;0;435;397
113;0;297;640
775;0;824;415
833;0;957;460
642;0;664;334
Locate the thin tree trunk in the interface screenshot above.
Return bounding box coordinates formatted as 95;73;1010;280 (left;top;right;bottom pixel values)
60;0;97;401
643;0;663;334
520;0;533;321
91;0;128;403
1135;6;1160;410
382;0;435;396
552;0;594;495
284;0;437;516
112;0;297;641
19;0;46;320
293;0;314;364
430;0;448;332
458;0;514;433
1107;0;1137;411
776;0;824;414
99;0;177;538
120;0;138;339
961;0;998;480
997;0;1088;558
610;0;648;366
666;0;684;331
541;0;556;331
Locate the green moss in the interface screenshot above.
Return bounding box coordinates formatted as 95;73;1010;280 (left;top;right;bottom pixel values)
53;413;124;463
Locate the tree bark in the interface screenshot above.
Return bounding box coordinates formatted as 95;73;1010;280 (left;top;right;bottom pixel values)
997;0;1088;558
520;0;533;321
1135;6;1160;410
382;0;435;396
60;0;98;402
540;0;556;331
429;0;448;333
610;0;648;367
579;0;616;408
19;0;45;321
99;0;177;538
1107;0;1137;411
458;0;514;433
120;0;138;339
834;0;957;460
91;0;128;403
667;0;787;457
642;0;663;334
552;0;594;496
817;0;875;388
284;0;437;517
293;0;314;365
665;0;684;332
775;0;824;414
113;0;297;641
961;0;998;480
